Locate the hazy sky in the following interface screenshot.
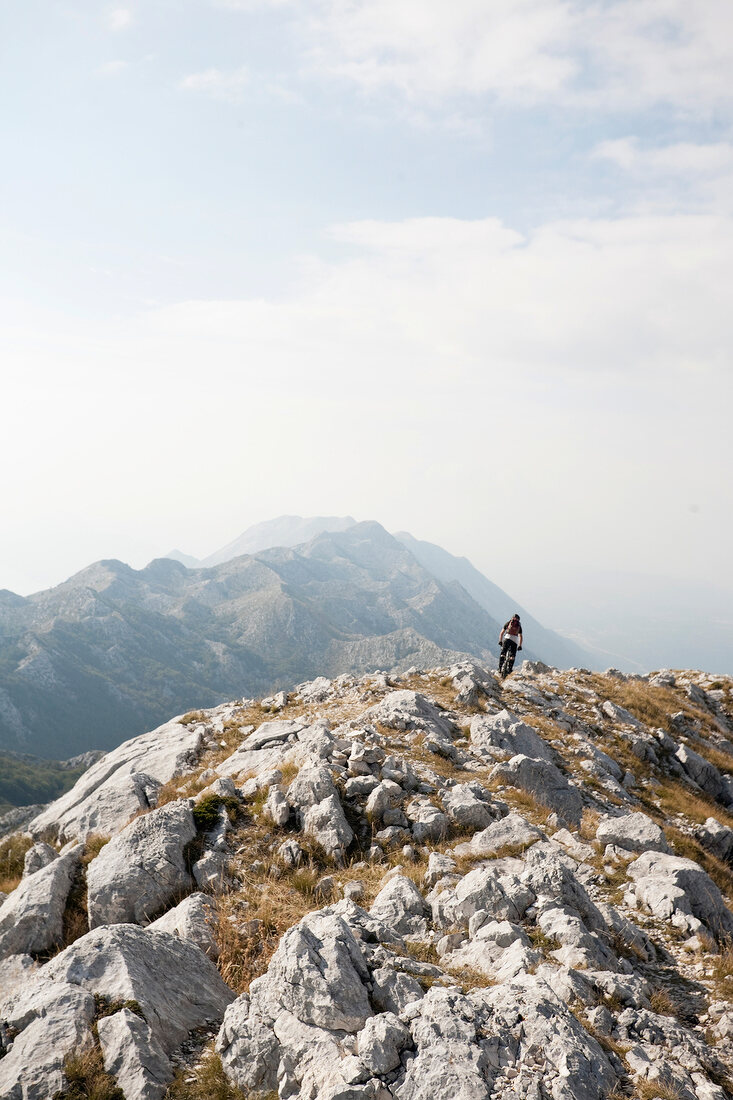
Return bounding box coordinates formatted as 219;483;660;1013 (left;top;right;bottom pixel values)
2;0;732;605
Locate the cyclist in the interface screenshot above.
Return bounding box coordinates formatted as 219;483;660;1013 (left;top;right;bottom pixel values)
498;614;523;677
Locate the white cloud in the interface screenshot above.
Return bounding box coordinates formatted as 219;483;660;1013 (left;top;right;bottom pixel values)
211;0;733;116
594;138;733;178
108;8;132;31
179;66;250;101
3;209;733;589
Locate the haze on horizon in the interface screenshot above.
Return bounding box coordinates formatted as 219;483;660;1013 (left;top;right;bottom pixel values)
2;2;732;645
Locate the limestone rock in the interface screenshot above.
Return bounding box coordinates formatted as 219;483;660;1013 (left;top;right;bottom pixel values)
0;982;96;1100
98;1007;172;1100
366;691;457;740
0;846;80;959
15;923;234;1052
441;784;493;830
628;850;733;940
253;909;372;1031
22;841;57;877
147;892;219;959
0;953;36;1002
470;709;555;763
490;754;583;826
453;812;544;858
302;794;354;860
369;875;429;937
676;744;729;803
87;800;196;928
287;765;337;810
357;1011;411;1075
28;718;202;842
596;812;669;854
695;816;733;862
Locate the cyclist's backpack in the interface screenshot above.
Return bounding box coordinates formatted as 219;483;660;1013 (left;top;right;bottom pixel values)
508;616;521;635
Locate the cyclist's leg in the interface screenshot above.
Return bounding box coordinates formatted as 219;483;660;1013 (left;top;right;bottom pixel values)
505;640;517;674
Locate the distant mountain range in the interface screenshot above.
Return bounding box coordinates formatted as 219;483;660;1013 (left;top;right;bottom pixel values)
0;518;596;758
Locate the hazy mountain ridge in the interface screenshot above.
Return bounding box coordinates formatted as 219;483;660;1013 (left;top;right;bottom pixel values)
0;522;543;757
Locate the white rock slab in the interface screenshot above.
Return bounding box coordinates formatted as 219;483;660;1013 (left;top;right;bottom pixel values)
28;718;203;842
87;800;196;928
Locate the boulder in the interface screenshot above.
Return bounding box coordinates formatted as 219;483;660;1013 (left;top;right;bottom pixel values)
448;663;500;707
252;909;372;1031
28;718;202;842
0;953;36;1002
436;864;532;928
87;800;196;928
369;875;429;937
287;766;338;811
601;700;643;728
217;909;373;1095
628;851;733;940
477;975;618;1099
263;786;290;826
302;794;354;860
366;691;457;740
695;817;733;862
13;924;234;1052
0;846;80;959
596;812;669;854
441;784;493;830
240;719;306;752
0;982;96;1100
22;841;57;878
470;709;555;763
404;798;449;843
675;745;728;803
98;1007;172;1100
396;986;490;1100
357;1011;411;1075
370;967;424;1014
453;812;544;859
147;892;219;959
490;754;583;827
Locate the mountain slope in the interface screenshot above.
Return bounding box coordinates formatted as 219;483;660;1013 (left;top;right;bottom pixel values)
4;663;733;1100
0;523;517;756
201;514;357;567
394;530;601;670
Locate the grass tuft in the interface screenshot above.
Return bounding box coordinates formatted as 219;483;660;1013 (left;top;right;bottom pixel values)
0;833;34;893
53;1045;125;1100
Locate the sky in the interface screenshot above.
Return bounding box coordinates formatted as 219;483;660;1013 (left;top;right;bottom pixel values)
2;0;733;616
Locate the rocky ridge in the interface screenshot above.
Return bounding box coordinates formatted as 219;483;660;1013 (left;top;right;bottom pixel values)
2;662;733;1099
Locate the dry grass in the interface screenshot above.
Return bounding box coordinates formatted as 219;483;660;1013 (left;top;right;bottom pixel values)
634;1079;686;1100
400;674;464;713
489;783;554;827
164;1049;258;1100
0;833;34;893
589;676;708;737
527;926;562;954
54;1044;125;1100
405;940;441;966
215;879;315;994
701;938;733;991
648;987;681;1017
579;808;601;842
445;964;494;992
690;740;733;777
652;774;733;826
181;710;208;725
